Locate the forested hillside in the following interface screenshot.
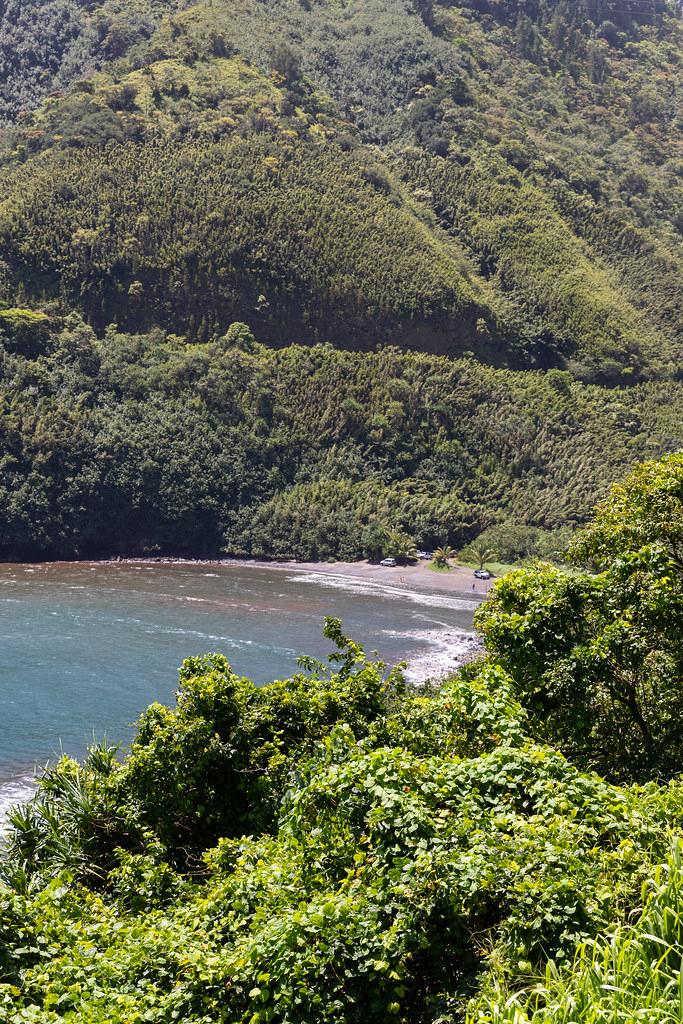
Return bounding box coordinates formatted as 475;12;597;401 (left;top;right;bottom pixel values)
6;4;683;1021
0;312;678;559
1;0;683;550
2;0;683;373
0;0;182;123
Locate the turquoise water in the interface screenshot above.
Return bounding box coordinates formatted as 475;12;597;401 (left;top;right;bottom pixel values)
0;561;478;810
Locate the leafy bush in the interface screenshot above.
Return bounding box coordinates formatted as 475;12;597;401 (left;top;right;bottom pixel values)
2;629;681;1022
6;451;683;1018
6;619;405;880
476;454;683;781
472;841;683;1024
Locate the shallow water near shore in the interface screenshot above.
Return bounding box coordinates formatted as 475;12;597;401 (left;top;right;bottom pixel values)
0;561;479;818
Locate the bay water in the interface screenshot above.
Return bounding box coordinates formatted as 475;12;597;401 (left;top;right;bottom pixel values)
0;561;478;817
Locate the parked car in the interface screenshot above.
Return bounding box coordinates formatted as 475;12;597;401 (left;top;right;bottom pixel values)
416;551;432;560
380;557;397;567
473;569;491;579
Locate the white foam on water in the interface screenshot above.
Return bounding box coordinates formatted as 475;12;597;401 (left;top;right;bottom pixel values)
288;571;480;612
283;569;484;682
383;626;483;683
0;774;37;833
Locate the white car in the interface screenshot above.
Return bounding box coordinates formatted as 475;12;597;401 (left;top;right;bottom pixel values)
380;557;397;567
473;569;491;579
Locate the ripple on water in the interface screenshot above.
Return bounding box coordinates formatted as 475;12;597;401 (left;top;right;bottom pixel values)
0;560;479;811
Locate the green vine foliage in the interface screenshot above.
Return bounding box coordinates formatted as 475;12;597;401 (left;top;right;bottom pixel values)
2;619;682;1023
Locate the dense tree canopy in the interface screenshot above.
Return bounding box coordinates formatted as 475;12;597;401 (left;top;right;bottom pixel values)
0;136;483;351
0;0;181;123
1;0;683;380
0;316;678;560
477;454;683;780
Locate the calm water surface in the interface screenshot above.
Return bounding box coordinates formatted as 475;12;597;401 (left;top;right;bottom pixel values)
0;561;478;808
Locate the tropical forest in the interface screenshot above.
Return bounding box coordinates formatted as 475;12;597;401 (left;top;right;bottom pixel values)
3;0;683;1020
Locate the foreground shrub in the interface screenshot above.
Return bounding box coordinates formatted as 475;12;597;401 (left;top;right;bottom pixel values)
2;628;682;1022
472;841;683;1023
5;618;404;882
476;454;683;781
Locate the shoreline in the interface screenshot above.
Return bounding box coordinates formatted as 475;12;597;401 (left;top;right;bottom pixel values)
0;557;488;823
229;557;494;599
20;555;495;601
1;556;489;679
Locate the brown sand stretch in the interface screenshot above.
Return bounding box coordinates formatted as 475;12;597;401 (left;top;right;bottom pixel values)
103;556;493;600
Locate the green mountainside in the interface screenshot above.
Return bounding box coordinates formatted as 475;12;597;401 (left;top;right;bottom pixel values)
1;0;683;554
0;0;182;123
8;6;683;1021
0;318;675;558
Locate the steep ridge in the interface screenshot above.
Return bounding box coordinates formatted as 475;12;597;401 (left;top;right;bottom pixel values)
1;0;682;377
0;0;683;556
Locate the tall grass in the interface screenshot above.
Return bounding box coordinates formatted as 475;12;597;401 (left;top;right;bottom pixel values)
472;842;683;1023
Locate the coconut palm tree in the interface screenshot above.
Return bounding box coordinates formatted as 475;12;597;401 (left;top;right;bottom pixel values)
386;530;418;564
469;541;496;570
432;545;456;568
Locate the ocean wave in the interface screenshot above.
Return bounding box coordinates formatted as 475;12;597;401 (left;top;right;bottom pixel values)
0;773;37;832
393;627;483;683
288;571;480;612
